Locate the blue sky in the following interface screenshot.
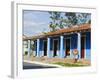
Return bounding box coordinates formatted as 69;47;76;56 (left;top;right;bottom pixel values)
23;10;51;37
23;10;91;37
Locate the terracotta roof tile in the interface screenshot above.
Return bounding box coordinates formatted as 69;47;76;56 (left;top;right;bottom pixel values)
46;24;90;36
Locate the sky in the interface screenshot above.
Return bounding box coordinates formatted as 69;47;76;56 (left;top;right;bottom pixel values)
23;10;91;37
23;10;51;37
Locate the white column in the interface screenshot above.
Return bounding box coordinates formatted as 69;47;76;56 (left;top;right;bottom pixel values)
34;41;37;56
77;33;81;59
28;40;31;58
60;35;64;58
47;37;51;58
37;39;40;57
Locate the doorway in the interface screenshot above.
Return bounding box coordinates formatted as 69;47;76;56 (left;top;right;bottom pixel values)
65;38;70;56
81;36;86;58
53;40;58;57
43;41;47;56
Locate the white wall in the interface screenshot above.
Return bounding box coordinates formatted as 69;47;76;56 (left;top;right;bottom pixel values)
0;0;100;80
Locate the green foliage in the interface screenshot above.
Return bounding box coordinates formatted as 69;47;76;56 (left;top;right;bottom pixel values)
49;11;61;31
48;11;91;31
53;62;87;67
76;13;91;25
65;12;78;27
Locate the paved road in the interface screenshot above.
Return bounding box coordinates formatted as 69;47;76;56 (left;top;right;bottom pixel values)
23;62;57;69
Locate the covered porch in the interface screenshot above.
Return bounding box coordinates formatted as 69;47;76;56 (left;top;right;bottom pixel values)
23;24;91;60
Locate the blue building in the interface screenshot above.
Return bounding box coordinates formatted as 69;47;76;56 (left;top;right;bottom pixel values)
23;24;91;60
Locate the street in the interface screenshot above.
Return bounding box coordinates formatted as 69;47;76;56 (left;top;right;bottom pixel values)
23;62;57;69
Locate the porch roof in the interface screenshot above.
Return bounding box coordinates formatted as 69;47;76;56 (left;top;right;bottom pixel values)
23;23;91;40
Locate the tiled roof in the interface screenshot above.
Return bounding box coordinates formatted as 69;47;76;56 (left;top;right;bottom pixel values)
23;23;90;40
46;23;90;36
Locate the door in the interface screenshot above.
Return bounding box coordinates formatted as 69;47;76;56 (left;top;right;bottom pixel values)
65;39;70;56
44;41;47;56
81;36;86;58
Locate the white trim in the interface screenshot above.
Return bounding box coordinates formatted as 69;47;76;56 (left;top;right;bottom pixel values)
11;2;18;78
36;39;40;57
77;32;81;59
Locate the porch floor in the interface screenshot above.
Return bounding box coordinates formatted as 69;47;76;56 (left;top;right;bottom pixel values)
24;55;90;67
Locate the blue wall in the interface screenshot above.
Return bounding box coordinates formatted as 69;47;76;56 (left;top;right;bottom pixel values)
71;34;78;50
50;37;60;50
39;39;43;51
86;32;91;60
70;34;78;58
34;32;91;59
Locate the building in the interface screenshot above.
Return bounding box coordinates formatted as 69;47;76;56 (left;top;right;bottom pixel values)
23;24;91;60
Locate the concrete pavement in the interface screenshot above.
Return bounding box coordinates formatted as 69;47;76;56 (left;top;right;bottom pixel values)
23;62;58;69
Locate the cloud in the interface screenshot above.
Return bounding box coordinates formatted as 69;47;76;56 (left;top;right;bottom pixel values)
23;10;51;36
24;20;47;27
23;20;50;36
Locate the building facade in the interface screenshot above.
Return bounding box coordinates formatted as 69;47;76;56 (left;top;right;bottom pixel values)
23;24;91;60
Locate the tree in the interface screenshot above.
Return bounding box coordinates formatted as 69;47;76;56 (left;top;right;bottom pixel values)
58;17;66;29
49;22;57;31
49;11;61;31
65;12;78;27
76;13;91;24
64;12;91;27
49;11;91;31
